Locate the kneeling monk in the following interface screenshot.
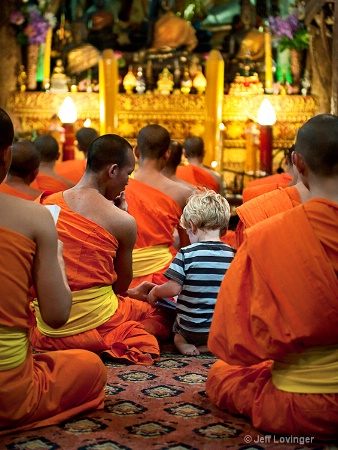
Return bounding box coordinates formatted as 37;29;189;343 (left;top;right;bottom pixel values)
31;134;174;365
0;108;106;435
206;114;338;440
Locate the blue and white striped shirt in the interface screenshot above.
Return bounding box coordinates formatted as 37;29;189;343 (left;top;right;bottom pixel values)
165;241;235;333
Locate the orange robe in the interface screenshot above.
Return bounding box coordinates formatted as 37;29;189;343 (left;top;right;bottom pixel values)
207;199;338;439
220;230;237;249
176;165;219;192
31;173;70;192
0;227;106;435
125;178;183;287
242;180;291;203
236;185;301;247
0;182;35;200
247;172;293;188
55;159;86;184
31;191;173;365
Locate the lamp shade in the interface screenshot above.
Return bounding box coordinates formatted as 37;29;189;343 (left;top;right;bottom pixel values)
257;99;276;126
58;96;77;124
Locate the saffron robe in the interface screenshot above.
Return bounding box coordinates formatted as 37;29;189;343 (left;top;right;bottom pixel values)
0;182;35;200
206;199;338;439
0;227;106;435
242;180;291;203
247;172;293;188
176;165;219;192
31;173;70;192
55;159;86;184
31;191;173;364
220;230;237;249
125;178;183;288
236;185;301;247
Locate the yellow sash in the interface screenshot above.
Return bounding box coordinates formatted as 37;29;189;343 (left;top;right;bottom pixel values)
272;345;338;393
33;285;118;337
0;325;28;371
132;244;172;278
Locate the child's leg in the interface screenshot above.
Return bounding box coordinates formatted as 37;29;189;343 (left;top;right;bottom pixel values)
174;333;201;356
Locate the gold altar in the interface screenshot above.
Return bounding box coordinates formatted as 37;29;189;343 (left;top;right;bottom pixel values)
6;91;319;178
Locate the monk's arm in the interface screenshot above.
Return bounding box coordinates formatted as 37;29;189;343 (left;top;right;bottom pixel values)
112;212;137;295
32;205;72;328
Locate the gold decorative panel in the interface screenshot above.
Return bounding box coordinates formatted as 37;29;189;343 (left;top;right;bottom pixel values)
6;91;319;172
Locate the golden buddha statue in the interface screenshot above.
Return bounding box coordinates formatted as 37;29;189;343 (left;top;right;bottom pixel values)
229;0;265;64
148;0;198;52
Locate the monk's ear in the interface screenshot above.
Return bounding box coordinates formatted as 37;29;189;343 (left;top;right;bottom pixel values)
108;163;118;178
292;152;306;176
134;145;140;159
163;149;170;162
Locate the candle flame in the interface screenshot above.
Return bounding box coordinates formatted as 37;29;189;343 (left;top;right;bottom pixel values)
58;96;77;124
257;99;276;126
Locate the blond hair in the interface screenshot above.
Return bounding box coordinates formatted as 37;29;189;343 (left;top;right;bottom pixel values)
180;188;231;237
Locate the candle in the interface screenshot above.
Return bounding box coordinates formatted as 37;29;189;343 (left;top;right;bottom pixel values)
58;96;77;161
43;28;53;90
257;99;276;174
62;123;76;161
264;28;273;94
259;125;273;174
203;50;224;167
99;49;118;135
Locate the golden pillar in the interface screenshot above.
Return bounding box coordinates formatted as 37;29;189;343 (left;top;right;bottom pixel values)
203;50;224;169
99;49;118;135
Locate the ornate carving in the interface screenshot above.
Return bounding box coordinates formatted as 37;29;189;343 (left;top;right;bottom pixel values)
6;91;319;171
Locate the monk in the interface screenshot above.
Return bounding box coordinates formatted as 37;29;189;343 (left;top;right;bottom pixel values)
206;114;338;440
235;146;310;247
242;146;295;203
31;134;174;366
176;136;224;194
125;124;194;288
55;127;98;184
236;182;310;247
0;139;42;200
32;134;74;192
162;140;196;189
0;107;107;436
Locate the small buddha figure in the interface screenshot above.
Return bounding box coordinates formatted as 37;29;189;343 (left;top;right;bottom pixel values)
50;59;69;93
157;67;174;95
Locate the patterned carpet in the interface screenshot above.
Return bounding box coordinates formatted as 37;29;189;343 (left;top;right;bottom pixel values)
1;344;337;450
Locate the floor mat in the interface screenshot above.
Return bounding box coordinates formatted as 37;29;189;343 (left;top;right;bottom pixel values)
1;346;336;449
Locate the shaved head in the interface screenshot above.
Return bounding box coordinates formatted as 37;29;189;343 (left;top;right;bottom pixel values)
137;124;170;159
295;114;338;177
10;140;41;177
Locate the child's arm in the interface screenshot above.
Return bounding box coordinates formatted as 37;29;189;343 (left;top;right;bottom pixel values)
148;280;182;307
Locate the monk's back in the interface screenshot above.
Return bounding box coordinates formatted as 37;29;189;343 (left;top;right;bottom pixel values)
134;171;194;210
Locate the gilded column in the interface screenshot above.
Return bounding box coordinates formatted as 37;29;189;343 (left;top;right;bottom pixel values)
203;50;224;168
99;49;118;135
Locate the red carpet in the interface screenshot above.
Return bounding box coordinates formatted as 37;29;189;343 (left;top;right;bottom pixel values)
1;344;336;449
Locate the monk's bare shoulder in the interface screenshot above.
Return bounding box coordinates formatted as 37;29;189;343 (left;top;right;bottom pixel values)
0;194;55;239
163;177;195;209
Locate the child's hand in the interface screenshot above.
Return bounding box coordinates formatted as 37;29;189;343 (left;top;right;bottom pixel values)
147;287;159;307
